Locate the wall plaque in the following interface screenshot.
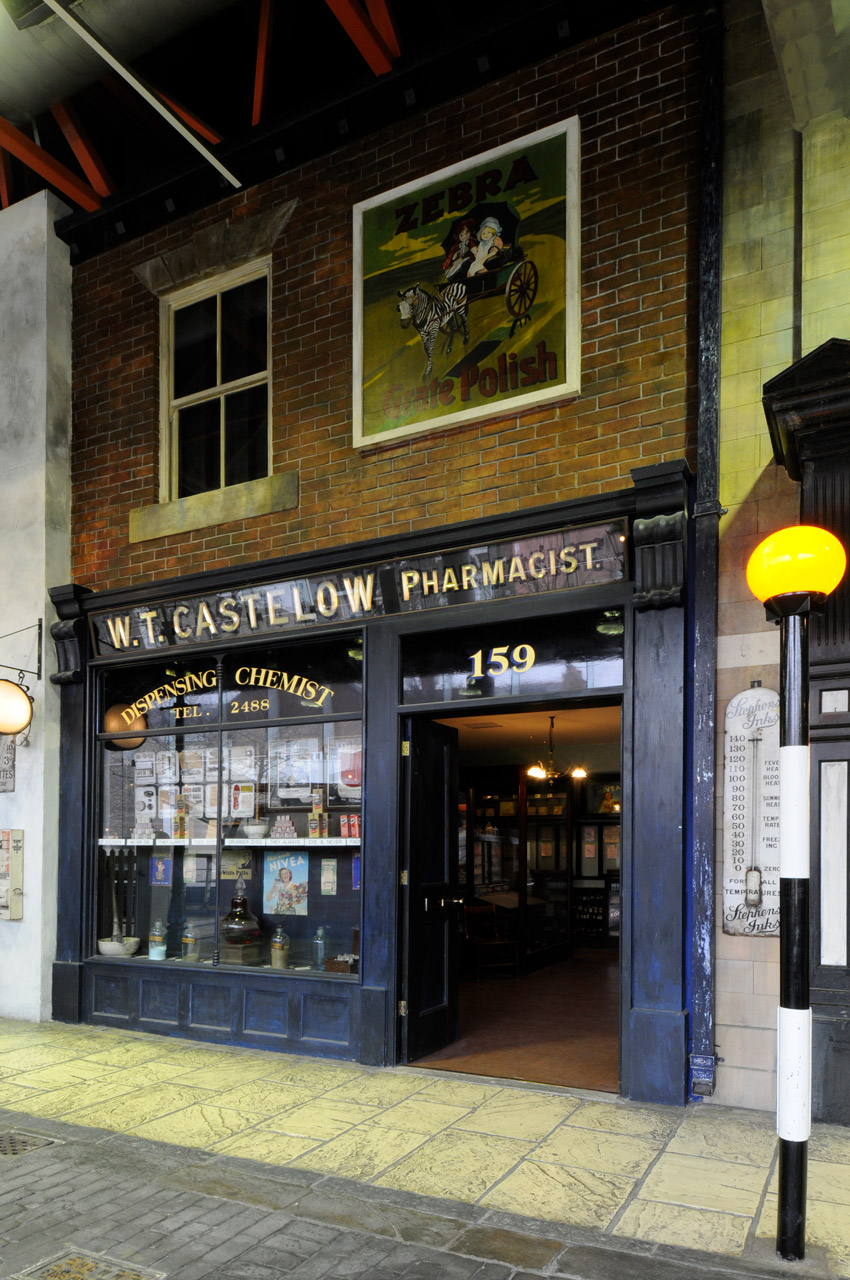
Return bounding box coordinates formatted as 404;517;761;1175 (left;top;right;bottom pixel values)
0;736;14;792
722;686;780;935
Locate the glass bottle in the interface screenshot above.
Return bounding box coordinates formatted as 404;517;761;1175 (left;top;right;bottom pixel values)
148;919;167;960
311;925;327;971
181;920;200;961
270;926;290;970
219;873;261;947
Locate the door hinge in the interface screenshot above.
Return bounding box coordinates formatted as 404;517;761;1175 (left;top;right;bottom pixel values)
401;740;410;757
398;1000;408;1017
400;869;408;886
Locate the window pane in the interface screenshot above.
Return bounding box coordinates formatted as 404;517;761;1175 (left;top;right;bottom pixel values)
96;655;362;977
173;297;217;398
221;278;267;384
97;733;220;963
178;400;221;497
221;639;364;722
224;385;267;486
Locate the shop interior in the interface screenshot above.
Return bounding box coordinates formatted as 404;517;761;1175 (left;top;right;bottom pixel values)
417;705;622;1092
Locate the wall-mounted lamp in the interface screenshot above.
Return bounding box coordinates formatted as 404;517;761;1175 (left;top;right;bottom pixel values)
0;620;42;737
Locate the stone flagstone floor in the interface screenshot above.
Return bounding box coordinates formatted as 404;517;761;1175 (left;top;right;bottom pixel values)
1;1017;850;1276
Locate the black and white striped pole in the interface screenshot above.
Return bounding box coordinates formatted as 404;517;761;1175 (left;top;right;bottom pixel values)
746;525;846;1262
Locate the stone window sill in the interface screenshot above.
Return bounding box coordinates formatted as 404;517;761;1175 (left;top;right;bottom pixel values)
129;471;298;543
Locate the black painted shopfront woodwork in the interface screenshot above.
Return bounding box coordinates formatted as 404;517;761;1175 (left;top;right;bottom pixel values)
49;462;698;1105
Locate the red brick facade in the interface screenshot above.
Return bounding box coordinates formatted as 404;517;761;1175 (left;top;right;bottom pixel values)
70;6;701;591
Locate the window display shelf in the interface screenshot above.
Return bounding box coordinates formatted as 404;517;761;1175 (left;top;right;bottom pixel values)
99;835;361;848
224;836;360;847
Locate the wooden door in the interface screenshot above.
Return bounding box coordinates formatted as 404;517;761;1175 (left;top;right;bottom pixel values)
400;718;459;1061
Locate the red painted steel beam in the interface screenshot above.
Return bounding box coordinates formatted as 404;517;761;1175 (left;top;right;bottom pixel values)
50;101;115;198
0;149;12;209
0;116;100;211
365;0;401;59
324;0;395;75
151;88;222;145
252;0;274;127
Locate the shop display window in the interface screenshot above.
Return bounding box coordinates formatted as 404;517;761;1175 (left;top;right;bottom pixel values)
95;639;363;976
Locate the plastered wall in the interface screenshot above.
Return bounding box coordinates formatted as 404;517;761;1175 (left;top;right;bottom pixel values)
714;0;850;1110
0;192;71;1020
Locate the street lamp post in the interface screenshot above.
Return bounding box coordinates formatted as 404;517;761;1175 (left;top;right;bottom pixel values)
746;525;846;1262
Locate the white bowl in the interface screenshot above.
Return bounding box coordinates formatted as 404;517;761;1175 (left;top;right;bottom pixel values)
242;820;270;838
97;936;140;957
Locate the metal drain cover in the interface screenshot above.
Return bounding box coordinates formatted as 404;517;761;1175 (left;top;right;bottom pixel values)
11;1250;165;1279
0;1131;58;1156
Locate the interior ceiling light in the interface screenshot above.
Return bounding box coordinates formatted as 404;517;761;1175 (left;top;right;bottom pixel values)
527;715;586;782
596;610;624;635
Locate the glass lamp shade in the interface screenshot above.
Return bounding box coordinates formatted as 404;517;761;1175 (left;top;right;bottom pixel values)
746;525;846;603
104;703;147;749
0;680;33;735
527;763;547;779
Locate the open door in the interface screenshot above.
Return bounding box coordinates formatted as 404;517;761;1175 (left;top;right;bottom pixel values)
400;718;459;1061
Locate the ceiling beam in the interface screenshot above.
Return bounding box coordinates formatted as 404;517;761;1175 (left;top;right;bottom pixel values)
366;0;401;59
50;100;115;197
40;0;241;189
151;88;222;145
252;0;274;127
0;115;100;210
0;149;12;209
324;0;396;75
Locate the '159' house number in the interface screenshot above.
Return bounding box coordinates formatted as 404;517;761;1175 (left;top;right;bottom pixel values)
469;644;536;678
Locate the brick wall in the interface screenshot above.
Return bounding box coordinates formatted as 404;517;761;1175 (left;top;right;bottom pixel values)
70;7;702;591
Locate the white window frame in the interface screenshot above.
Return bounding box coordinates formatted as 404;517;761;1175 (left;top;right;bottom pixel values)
159;258;272;504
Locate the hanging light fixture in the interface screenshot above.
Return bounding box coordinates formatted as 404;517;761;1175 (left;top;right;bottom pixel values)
0;679;33;735
0;620;42;737
527;716;586;782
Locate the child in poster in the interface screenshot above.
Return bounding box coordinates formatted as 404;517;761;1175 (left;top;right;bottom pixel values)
263;853;308;914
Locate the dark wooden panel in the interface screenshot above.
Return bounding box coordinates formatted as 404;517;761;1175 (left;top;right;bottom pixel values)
243;987;288;1038
629;1007;687;1106
301;992;351;1045
358;986;389;1065
90;971;134;1020
188;981;236;1031
813;1014;850;1125
140;977;180;1025
52;962;84;1022
630;606;686;1012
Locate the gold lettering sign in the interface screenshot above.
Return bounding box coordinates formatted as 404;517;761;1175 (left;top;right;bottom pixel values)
109;667;334;729
91;521;626;658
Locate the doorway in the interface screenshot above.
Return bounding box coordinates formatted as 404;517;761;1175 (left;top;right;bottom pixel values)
402;704;622;1092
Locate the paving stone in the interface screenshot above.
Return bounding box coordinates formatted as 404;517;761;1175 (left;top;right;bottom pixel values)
234;1244;312;1270
160;1161;305;1210
452;1225;563;1269
394;1256;489;1279
288;1187;465;1247
211;1266;282;1280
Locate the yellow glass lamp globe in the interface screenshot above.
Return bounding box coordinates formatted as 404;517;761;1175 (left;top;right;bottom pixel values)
0;680;32;735
746;526;846;603
104;703;147;749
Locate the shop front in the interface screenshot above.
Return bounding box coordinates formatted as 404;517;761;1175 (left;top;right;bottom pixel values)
49;461;699;1105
